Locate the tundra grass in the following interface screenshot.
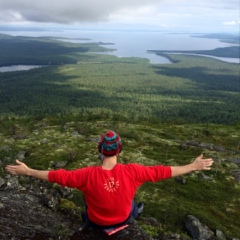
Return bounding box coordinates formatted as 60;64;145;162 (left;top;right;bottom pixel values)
0;116;239;238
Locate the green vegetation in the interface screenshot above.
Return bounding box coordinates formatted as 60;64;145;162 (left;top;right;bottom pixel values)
150;46;239;58
0;33;239;238
0;34;239;124
0;116;239;238
58;198;78;211
0;33;111;66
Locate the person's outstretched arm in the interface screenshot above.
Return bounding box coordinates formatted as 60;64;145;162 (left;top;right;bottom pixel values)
171;154;213;177
5;160;49;181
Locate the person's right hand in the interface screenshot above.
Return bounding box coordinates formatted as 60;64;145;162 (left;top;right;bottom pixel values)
5;160;30;176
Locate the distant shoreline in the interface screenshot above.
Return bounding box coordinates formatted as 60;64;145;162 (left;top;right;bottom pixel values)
148;45;239;64
0;31;238;64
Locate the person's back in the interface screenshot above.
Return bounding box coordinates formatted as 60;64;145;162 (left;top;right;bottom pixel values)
49;161;172;225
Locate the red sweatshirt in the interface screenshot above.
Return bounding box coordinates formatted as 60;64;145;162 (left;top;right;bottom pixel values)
48;163;172;226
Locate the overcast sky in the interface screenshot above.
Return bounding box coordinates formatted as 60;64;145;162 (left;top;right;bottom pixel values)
0;0;239;33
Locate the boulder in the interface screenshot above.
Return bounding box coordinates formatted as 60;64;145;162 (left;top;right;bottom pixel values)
51;161;67;168
185;215;214;240
199;173;213;181
215;229;226;240
175;176;186;184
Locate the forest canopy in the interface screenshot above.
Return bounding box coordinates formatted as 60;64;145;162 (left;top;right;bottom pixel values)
0;34;239;125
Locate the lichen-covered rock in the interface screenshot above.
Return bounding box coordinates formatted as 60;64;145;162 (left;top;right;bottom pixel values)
0;175;237;240
230;170;240;183
199;173;213;181
0;190;81;240
0;175;154;240
185;141;226;152
215;229;226;240
15;151;27;161
227;158;240;165
71;219;153;240
4;175;25;191
51;160;68;168
185;215;214;240
175;176;186;184
0;176;5;188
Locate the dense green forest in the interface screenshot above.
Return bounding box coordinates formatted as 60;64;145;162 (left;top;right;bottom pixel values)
0;33;240;238
0;34;239;124
149;45;239;58
0;33;111;66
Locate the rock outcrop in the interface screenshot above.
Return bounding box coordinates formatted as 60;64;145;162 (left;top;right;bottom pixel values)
0;174;237;240
0;174;156;240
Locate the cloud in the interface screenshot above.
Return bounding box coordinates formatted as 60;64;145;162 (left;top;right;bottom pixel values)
223;19;240;26
0;0;163;24
0;0;239;33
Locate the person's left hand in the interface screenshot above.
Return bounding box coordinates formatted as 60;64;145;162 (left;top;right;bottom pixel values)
192;154;214;171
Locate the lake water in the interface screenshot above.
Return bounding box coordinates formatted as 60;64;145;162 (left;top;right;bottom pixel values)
0;65;43;73
0;30;239;67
